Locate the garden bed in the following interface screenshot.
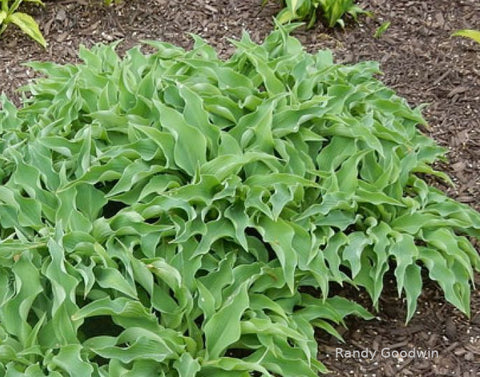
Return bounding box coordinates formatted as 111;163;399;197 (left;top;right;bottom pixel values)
0;0;479;376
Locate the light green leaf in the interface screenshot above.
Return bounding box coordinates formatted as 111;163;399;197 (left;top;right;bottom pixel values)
50;345;94;377
403;264;422;323
204;281;250;359
374;21;391;38
95;267;138;299
155;100;207;176
256;216;298;292
7;12;46;47
174;353;201;377
452;29;480;43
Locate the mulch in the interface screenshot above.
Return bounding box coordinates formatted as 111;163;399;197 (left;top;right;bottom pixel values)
0;0;479;376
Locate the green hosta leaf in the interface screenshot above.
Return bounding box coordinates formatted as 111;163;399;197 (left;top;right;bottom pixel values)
95;266;138;299
261;341;325;377
75;183;108;220
224;202;250;251
256;216;298;292
50;345;94;377
178;85;220;153
1;255;43;343
422;228;475;281
44;237;81;343
196;280;216;321
198;252;235;307
204;281;250;359
200;152;275;182
321;296;374;321
7;12;46;48
71;297;158;329
174;353;201;377
155;100;207;176
197;368;250;377
403;264;422;323
418;247;471;315
388;234;418;297
342;232;372;278
87;333;176;363
242;52;285;95
204;357;273;376
241;317;304;341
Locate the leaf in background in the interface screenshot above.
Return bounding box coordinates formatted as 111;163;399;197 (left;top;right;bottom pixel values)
374;21;391;38
276;8;296;24
452;29;480;44
7;12;46;48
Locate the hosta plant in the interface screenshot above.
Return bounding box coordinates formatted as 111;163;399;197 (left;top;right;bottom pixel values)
0;0;46;47
0;25;479;376
265;0;369;28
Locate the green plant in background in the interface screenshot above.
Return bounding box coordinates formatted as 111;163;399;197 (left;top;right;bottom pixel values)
374;21;390;38
0;0;46;47
265;0;369;28
0;0;119;47
103;0;122;6
0;25;479;376
452;29;480;44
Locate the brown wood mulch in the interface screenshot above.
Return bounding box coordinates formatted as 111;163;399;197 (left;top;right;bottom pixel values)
0;0;479;376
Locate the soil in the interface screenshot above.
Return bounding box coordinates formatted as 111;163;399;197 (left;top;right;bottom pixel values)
0;0;479;376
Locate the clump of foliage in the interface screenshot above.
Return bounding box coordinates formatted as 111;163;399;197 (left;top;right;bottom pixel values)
265;0;369;28
0;26;479;376
0;0;46;47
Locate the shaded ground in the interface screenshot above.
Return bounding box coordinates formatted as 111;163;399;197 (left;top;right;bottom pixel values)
0;0;479;375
